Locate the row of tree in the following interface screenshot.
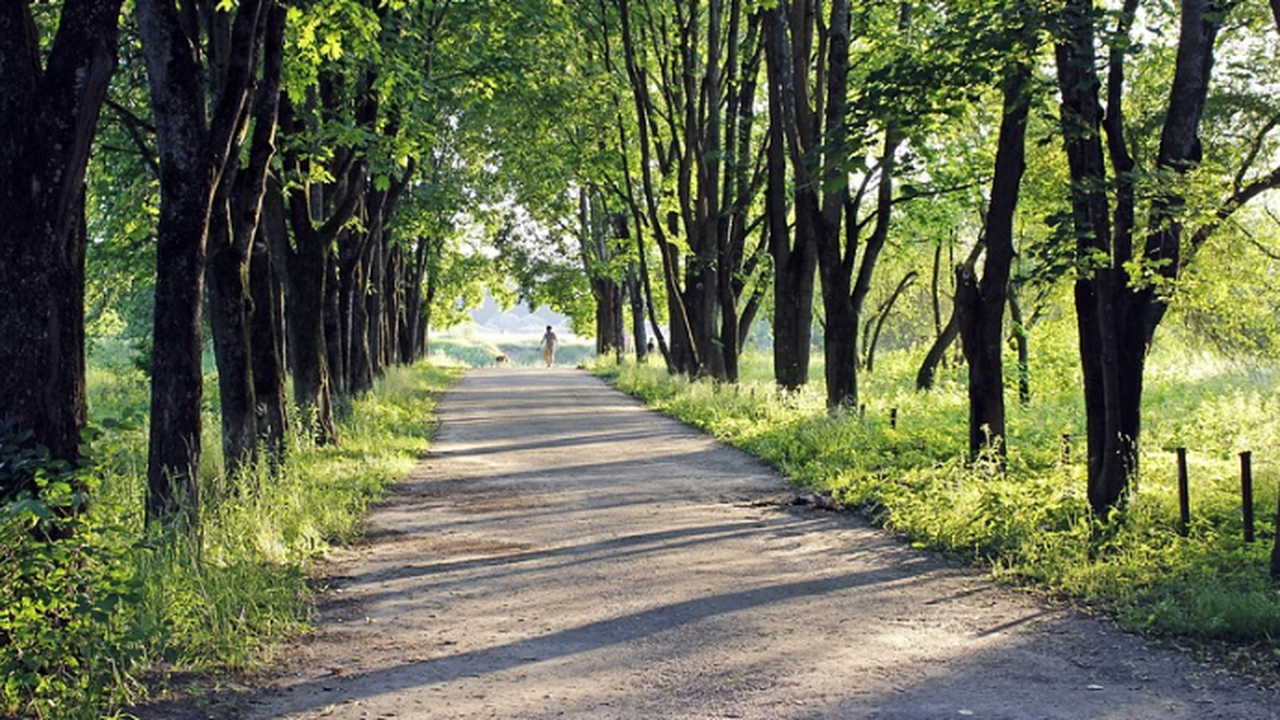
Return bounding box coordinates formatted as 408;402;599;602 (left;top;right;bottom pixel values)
5;0;1280;526
491;0;1280;517
0;1;539;527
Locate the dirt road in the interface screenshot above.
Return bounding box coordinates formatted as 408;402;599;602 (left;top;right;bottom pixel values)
155;368;1279;719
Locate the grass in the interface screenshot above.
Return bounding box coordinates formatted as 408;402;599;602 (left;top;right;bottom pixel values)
594;339;1280;662
9;327;1280;716
1;355;460;720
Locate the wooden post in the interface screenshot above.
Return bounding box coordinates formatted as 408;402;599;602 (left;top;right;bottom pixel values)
1271;484;1280;581
1241;451;1255;543
1177;447;1190;537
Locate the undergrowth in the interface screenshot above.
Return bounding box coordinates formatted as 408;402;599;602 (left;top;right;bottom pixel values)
596;345;1280;661
0;360;459;720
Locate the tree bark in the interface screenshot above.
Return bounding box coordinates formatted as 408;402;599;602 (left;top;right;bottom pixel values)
627;264;649;363
956;56;1032;460
403;239;431;364
138;0;267;524
206;4;284;480
1055;0;1222;514
250;216;288;469
367;232;386;377
0;2;122;499
763;4;816;391
1009;285;1031;404
325;249;346;398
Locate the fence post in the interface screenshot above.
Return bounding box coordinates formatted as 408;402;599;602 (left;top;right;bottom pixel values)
1241;451;1255;543
1177;447;1190;537
1271;484;1280;581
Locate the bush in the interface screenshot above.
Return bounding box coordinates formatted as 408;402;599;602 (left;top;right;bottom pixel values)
0;424;145;719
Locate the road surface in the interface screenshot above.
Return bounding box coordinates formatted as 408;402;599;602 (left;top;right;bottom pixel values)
144;367;1280;719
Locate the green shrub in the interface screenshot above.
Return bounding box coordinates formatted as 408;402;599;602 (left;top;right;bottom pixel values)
0;426;146;719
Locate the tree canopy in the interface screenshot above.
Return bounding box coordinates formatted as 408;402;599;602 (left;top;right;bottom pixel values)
3;0;1280;523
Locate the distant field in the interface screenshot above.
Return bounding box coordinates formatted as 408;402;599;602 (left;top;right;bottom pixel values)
429;329;597;368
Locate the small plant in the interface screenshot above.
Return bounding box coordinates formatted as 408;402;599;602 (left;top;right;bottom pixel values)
0;423;147;719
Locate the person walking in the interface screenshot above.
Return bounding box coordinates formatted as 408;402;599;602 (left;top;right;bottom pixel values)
541;325;559;367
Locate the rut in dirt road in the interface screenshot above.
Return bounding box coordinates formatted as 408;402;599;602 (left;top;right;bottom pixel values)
159;368;1279;719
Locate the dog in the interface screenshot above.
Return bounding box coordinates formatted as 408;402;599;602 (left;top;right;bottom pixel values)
494;354;510;365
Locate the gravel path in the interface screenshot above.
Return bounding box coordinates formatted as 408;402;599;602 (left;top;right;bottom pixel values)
145;367;1279;719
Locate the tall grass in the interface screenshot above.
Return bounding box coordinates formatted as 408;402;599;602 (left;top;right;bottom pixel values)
1;358;459;719
597;342;1280;659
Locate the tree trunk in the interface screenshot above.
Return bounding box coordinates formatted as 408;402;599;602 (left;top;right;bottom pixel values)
403;239;429;364
917;237;984;391
956;265;1005;459
419;236;443;362
865;271;917;374
206;196;259;478
275;74;367;440
367;234;386;377
348;250;374;395
205;4;285;481
594;277;625;356
284;230;339;443
139;0;214;523
250;220;287;469
767;0;900;410
387;244;406;364
138;0;268;524
1055;0;1221;514
956;57;1032;460
1009;286;1031;404
763;5;816;391
627;265;649;363
916;310;959;391
325;249;347;398
0;2;121;499
820;271;860;409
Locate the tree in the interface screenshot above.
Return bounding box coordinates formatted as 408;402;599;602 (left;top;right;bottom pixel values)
205;4;287;480
0;2;125;498
615;0;768;380
136;0;273;523
1053;0;1217;513
273;90;365;443
955;4;1040;459
762;10;817;390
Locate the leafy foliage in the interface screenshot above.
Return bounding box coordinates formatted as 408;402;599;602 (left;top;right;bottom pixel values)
0;421;144;719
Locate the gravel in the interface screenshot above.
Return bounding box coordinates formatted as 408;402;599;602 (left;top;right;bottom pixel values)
138;367;1280;720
